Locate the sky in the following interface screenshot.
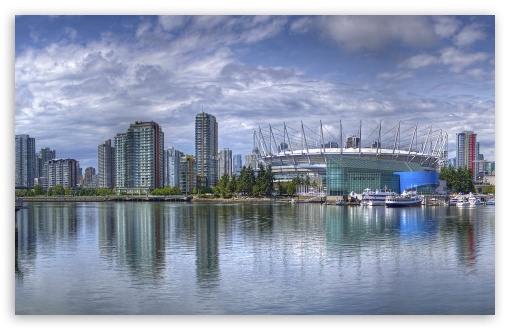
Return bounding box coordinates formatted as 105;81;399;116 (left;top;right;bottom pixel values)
13;14;495;170
4;1;508;328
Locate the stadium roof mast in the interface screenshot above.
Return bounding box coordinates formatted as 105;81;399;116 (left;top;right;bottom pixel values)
340;119;343;155
419;125;433;165
320;120;325;154
269;124;276;155
301;121;311;165
431;128;447;167
258;127;269;157
407;123;418;162
377;120;382;157
359;120;362;155
392;121;401;161
284;123;297;165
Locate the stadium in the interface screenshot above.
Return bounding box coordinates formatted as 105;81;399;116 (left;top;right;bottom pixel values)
253;120;448;197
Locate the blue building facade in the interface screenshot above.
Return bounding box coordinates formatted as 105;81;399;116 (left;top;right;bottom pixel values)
394;171;439;194
325;155;439;196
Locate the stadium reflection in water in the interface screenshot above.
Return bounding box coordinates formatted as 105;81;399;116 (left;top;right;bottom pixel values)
16;202;494;315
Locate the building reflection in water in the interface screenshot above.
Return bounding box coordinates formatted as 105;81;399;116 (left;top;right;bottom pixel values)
16;202;491;293
193;205;219;288
324;205;486;273
15;203;79;281
98;202;167;281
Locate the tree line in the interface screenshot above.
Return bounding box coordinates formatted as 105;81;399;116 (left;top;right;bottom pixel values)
439;166;475;194
14;164;277;198
15;185;116;197
213;164;274;198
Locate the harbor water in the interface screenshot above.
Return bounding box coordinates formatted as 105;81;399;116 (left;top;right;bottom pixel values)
15;201;495;315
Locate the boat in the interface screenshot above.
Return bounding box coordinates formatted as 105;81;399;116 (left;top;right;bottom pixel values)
486;198;495;205
468;193;482;206
360;187;396;206
456;198;470;207
385;190;422;207
335;198;345;206
449;197;459;206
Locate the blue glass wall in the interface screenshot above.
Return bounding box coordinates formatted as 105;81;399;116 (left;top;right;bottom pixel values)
394;171;439;194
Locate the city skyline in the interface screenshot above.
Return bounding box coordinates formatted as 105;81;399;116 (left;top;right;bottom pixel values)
14;14;495;171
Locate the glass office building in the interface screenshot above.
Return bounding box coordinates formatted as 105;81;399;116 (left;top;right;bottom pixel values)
325;155;438;196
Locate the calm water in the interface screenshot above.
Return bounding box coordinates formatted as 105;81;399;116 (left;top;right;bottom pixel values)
15;201;495;315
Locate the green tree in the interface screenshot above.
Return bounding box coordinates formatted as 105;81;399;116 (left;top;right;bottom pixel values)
151;186;183;195
238;165;256;195
440;166;475;193
227;174;237;195
216;173;231;198
278;179;298;195
256;164;274;196
53;184;65;196
456;167;475;193
33;185;44;196
482;185;495;195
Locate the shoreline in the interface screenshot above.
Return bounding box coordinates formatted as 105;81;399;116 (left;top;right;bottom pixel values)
18;195;289;203
17;195;346;204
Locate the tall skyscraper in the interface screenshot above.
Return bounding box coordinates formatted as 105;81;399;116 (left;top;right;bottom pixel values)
38;147;56;187
15;134;36;188
114;121;164;189
165;147;183;188
98;139;115;188
47;158;79;188
195;112;218;187
245;147;260;170
233;154;242;175
179;155;197;194
83;167;96;187
456;131;478;179
218;148;232;178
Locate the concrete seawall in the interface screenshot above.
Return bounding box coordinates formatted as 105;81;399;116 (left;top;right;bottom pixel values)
20;195;192;202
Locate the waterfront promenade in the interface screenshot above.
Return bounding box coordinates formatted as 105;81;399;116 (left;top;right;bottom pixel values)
16;194;456;205
19;195;192;202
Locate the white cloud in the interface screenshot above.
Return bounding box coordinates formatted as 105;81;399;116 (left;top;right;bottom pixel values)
402;54;439;69
453;23;486;47
158;15;189;31
14;15;495;167
318;16;438;52
432;16;461;39
439;47;489;73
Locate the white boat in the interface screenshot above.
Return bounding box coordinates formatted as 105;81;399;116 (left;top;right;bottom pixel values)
335;199;345;206
456;198;470;207
468;194;482;206
449;197;459;206
385;190;422;207
486;198;495;205
360;187;396;206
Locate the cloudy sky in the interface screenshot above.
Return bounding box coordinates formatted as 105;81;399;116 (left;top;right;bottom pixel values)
14;14;495;170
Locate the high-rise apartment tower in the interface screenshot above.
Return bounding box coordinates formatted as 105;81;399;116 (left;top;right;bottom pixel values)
114;121;164;189
15;134;36;188
456;131;478;179
165;147;183;188
98;139;115;188
195;112;218;187
218;148;232;178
